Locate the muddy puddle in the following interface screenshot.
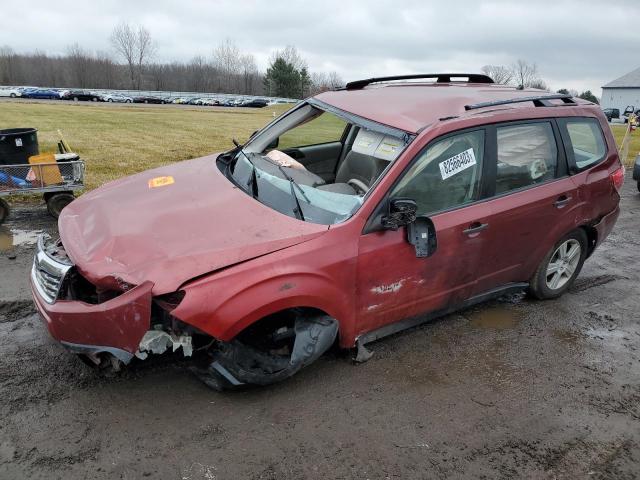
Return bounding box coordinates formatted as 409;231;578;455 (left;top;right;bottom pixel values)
0;226;41;251
465;305;522;330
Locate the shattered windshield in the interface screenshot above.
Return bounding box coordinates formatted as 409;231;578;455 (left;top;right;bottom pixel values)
227;103;411;225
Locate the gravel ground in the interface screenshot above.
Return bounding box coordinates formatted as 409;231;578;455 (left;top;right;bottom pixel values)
0;180;639;479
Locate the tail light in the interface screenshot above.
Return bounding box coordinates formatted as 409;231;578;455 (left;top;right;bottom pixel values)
610;166;625;193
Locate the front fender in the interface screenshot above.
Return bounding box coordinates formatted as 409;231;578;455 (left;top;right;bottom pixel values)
172;261;357;348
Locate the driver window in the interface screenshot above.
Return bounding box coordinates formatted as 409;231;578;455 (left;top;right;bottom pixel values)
278;112;347;149
391;130;484;215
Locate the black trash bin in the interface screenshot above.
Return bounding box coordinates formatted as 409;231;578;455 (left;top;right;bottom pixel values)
0;128;39;166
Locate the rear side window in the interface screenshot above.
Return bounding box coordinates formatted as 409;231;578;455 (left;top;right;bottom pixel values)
391;130;484;215
565;119;606;170
495;122;557;194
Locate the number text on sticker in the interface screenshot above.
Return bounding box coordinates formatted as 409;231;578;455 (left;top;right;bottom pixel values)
439;148;476;180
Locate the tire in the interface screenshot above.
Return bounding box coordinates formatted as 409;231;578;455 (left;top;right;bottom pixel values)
144;100;149;104
0;198;9;225
108;98;113;102
92;97;97;102
46;193;75;219
126;99;132;103
528;229;588;300
73;97;78;102
9;93;15;98
637;181;640;193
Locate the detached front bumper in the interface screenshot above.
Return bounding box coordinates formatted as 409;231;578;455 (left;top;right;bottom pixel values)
30;235;153;363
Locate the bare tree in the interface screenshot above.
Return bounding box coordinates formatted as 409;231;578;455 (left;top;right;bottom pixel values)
480;65;513;85
528;79;549;91
66;43;92;88
213;39;241;93
271;45;307;71
327;71;344;89
110;22;156;90
239;53;258;94
511;59;540;89
0;46;19;85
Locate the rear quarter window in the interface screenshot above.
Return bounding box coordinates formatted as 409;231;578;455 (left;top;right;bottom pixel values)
565;118;606;170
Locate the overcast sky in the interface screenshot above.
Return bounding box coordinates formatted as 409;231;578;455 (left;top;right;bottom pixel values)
2;0;638;95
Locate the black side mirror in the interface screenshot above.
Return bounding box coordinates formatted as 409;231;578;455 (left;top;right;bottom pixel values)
381;198;417;231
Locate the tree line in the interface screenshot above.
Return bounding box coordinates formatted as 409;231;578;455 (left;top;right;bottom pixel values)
0;23;344;98
481;60;599;103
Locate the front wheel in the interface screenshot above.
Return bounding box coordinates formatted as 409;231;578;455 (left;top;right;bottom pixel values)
0;198;9;225
529;229;588;300
46;193;75;218
637;181;640;193
9;93;16;98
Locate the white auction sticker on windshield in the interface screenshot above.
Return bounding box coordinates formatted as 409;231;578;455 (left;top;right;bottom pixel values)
439;148;476;180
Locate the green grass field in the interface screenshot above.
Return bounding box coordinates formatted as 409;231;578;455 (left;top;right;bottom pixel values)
0;101;637;195
610;124;640;166
0;101;295;190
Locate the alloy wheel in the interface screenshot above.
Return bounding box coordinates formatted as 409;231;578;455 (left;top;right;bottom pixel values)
545;239;581;290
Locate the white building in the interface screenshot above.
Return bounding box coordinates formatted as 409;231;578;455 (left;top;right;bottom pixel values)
601;67;640;112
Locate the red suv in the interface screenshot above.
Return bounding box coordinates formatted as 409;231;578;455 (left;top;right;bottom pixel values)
30;74;623;389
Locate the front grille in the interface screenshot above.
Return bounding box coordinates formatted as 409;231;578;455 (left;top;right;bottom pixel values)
31;235;73;304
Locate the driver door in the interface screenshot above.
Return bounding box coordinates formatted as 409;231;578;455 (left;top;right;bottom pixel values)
355;128;491;336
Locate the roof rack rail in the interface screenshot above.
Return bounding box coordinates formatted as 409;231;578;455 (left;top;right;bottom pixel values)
344;73;495;90
465;94;576;111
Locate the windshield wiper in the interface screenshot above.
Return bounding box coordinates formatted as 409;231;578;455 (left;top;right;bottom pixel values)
261;155;309;220
233;140;258;199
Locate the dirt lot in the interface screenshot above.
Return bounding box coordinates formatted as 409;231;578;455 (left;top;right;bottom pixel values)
0;180;639;479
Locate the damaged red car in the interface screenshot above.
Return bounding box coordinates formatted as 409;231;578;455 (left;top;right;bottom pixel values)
31;73;623;390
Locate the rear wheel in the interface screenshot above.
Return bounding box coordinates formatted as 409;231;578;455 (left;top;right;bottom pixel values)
637;181;640;193
46;193;75;218
73;97;78;101
9;93;16;98
0;198;9;225
529;229;587;300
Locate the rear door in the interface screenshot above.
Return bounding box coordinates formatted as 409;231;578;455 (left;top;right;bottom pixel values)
471;119;579;295
356;128;491;336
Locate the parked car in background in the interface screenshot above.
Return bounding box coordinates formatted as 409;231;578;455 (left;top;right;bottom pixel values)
22;88;60;99
200;98;220;106
133;96;166;104
241;99;269;108
60;90;100;102
602;108;620;122
30;73;623;391
101;93;133;103
0;87;23;98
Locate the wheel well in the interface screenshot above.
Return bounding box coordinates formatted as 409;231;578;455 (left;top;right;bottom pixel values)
580;225;598;257
234;307;338;350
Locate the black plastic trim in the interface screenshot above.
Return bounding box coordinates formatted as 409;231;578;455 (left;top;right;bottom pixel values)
356;283;529;346
345;73;495;90
465;94;576;111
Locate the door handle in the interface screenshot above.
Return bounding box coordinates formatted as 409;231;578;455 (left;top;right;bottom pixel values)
553;195;572;208
463;222;489;235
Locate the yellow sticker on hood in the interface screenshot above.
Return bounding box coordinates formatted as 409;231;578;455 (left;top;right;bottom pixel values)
148;176;175;188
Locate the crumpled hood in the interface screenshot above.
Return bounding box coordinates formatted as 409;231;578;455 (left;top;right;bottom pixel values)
59;154;328;294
